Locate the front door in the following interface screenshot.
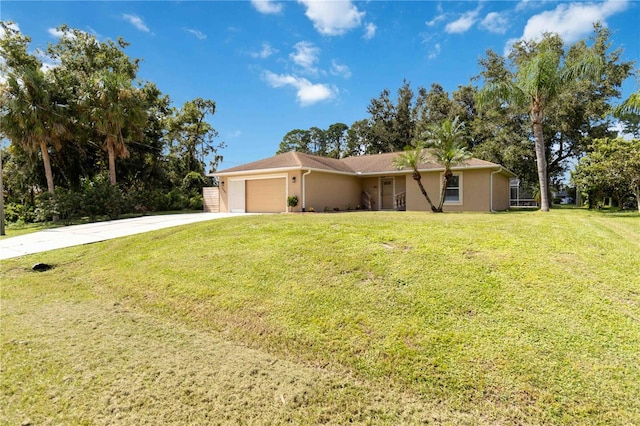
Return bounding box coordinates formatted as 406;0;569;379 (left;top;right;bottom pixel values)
381;177;394;210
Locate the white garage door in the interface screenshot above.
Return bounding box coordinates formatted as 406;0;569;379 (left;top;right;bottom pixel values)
229;180;246;213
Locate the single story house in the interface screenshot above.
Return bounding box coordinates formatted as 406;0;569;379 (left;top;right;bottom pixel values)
210;151;515;213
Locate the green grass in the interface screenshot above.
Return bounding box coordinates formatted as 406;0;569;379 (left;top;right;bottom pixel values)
2;209;639;424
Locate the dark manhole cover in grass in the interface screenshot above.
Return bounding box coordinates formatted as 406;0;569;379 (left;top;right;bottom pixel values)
32;263;53;272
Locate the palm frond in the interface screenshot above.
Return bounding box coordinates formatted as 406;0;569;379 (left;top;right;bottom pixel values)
562;47;604;84
612;91;640;118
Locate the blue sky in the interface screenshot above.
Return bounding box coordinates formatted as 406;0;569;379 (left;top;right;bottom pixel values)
2;0;638;170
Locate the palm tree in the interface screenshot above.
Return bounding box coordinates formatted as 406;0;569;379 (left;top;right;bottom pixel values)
0;66;66;199
392;144;438;212
424;117;472;212
613;90;640;117
478;36;602;212
89;71;146;185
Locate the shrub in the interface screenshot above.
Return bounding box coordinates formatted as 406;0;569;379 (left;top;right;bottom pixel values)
188;194;203;210
102;187;125;220
81;174;125;220
287;195;299;211
4;202;36;223
181;171;207;193
54;187;83;224
163;189;190;211
34;192;56;222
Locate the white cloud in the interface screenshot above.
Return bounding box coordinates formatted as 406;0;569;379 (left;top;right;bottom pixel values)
40;60;58;73
251;42;278;59
363;22;376;40
503;38;519;56
420;32;435;44
514;0;629;44
227;130;242;138
610;120;634;140
251;0;283;14
48;28;66;38
122;14;150;32
480;12;509;34
428;43;441;60
262;71;336;106
515;0;553;12
426;14;446;27
49;27;96;40
290;41;320;73
445;8;480;34
0;21;20;39
515;0;533;12
86;26;100;37
185;28;206;40
297;0;365;36
0;23;20;83
330;60;351;79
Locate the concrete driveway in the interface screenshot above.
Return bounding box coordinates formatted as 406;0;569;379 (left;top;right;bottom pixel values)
0;213;252;260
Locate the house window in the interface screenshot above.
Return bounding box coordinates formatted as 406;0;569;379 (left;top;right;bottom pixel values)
444;173;462;204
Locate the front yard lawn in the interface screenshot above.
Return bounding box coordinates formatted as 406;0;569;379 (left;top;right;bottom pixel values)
1;209;639;424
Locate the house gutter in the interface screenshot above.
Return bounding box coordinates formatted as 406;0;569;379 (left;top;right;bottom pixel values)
302;169;312;210
490;167;503;212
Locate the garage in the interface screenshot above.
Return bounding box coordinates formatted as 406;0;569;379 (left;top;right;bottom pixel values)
245;177;286;213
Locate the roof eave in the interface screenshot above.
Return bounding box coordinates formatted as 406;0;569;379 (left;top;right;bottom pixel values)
210;162;517;178
354;164;517;176
210;166;301;177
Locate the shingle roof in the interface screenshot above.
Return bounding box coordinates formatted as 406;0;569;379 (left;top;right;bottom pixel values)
341;152;502;174
214;151;354;174
214;150;512;176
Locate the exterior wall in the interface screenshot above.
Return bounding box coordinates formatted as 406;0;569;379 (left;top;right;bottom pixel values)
395;176;406;195
219;181;229;213
405;169;500;212
492;173;511;211
443;169;490;212
288;170;303;212
304;172;361;212
405;172;440;211
361;177;379;210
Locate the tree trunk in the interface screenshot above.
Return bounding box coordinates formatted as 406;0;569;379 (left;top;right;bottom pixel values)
436;173;449;213
39;141;59;222
414;172;437;212
40;141;55;194
107;141;117;186
531;106;550;212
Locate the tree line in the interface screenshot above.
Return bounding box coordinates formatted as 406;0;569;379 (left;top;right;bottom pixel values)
0;22;224;223
1;22;638;223
276;24;638;211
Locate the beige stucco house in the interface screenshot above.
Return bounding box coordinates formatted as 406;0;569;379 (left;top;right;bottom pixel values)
210;151;515;213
